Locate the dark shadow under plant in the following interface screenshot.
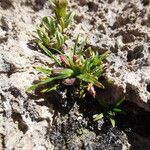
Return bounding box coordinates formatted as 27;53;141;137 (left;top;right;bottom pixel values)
93;97;126;127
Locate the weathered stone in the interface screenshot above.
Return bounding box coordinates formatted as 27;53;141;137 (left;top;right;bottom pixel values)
0;0;149;149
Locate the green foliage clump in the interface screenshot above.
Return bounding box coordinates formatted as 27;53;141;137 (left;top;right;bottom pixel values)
28;0;125;128
35;0;74;51
93;97;125;127
51;0;74;32
28;37;109;98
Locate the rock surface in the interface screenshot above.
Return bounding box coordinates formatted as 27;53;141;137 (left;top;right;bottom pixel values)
69;0;150;111
0;0;150;149
0;0;54;149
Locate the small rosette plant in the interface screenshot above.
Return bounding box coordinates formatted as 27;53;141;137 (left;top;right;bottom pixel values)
93;97;125;127
28;38;110;98
35;0;74;51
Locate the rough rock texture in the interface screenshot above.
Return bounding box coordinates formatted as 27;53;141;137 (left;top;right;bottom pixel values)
69;0;150;111
50;98;131;150
0;0;150;149
0;0;54;149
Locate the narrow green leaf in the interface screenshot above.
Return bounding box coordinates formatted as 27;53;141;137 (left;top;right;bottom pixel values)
93;66;103;77
27;84;39;92
35;67;52;75
99;51;110;61
52;68;74;76
36;28;50;46
113;108;126;115
77;74;104;88
113;97;125;107
51;47;63;54
36;28;44;41
108;111;115;127
55;30;65;48
59;68;74;76
65;12;75;28
59;18;65;32
82;59;91;73
112;108;123;113
38;43;61;65
109;117;115;127
73;34;80;55
27;73;71;92
88;47;95;57
41;84;59;93
93;113;104;121
42;16;57;35
28;77;54;91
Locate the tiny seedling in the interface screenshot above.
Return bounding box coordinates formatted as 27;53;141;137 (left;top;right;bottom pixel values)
28;37;110;98
93;97;125;127
35;0;74;51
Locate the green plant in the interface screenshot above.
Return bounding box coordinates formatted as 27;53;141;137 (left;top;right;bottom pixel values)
28;37;109;98
51;0;75;33
93;97;125;127
35;0;74;51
